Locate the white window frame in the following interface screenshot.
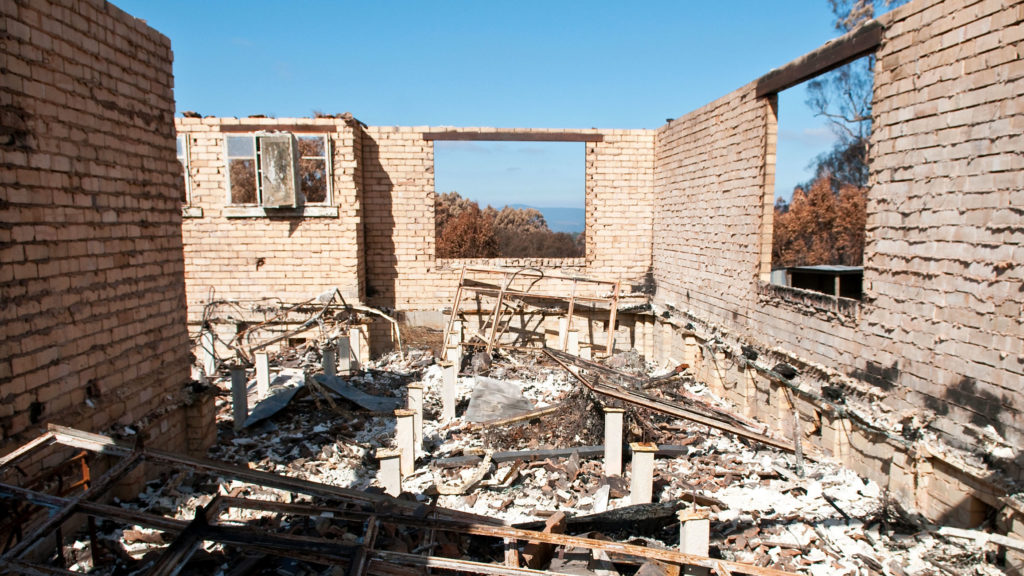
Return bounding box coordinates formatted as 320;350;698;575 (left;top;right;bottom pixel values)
177;134;203;217
294;133;333;206
223;133;333;205
176;134;191;203
222;132;338;218
224;133;260;206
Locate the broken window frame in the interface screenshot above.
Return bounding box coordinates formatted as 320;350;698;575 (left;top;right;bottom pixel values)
294;133;332;205
176;134;191;204
223;132;334;209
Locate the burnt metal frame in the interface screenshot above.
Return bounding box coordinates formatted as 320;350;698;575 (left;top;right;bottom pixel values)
542;348;811;458
0;425;801;576
0;449;96;565
443;266;622;358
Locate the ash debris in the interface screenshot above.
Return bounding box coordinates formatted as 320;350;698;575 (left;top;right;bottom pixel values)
53;340;1010;576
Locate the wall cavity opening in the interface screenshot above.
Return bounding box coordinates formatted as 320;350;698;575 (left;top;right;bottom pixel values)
432;140;586;259
767;53;874;301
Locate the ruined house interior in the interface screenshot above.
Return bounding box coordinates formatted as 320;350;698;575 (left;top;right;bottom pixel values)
2;0;1023;575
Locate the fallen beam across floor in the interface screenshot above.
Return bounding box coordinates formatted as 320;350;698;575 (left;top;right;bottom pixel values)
45;424;500;526
434;445;696;468
543;349;815;459
211;497;801;576
2;426;802;576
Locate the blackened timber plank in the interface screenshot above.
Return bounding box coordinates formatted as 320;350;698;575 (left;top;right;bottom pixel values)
433;445;696;468
423;131;603;142
220;124;339;133
755;20;883;97
0;431;56;470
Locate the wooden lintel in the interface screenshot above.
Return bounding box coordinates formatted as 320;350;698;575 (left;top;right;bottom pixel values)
219;124;340;133
755;19;883;98
423;131;604;142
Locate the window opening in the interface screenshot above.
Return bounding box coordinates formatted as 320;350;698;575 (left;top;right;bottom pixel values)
226;135;258;204
224;133;331;207
434;140;585;259
770;54;872;300
297;135;329;203
176;134;191;204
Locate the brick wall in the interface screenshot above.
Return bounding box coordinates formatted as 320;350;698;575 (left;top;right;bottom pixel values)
586;133;657;282
178;123;654;353
362;126;440;309
362;127;655;312
652;0;1024;449
176;117;364;325
1;0;193;449
652;84;774;325
865;0;1023;444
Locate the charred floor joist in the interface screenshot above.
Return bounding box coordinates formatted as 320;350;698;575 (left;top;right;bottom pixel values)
0;426;802;576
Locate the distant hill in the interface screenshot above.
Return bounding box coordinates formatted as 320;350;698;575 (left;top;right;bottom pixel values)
509;204;585;233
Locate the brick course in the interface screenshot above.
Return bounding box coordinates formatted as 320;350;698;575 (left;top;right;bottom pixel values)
651;0;1024;450
1;0;193;451
176;117;364;325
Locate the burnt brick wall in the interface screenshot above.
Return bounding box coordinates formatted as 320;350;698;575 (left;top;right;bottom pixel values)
361;127;655;312
175;117;364;325
651;0;1024;450
651;84;774;326
1;0;191;449
865;0;1023;444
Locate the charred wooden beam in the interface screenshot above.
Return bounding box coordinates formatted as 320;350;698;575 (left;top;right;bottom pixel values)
0;559;82;576
423;131;603;142
433;445;700;469
145;506;211;576
1;449;142;560
515;501;692;534
543;350;813;459
210;497;800;576
0;486;361;573
755;20;883;97
0;431;56;470
46;425;500;526
474;402;567;428
5;427;799;576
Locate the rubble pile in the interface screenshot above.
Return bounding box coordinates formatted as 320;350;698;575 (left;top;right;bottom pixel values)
42;340;1010;575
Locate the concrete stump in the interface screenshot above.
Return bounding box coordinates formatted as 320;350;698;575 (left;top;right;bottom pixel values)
629;442;658;504
377;448;402;496
255;352;270;399
603;407;625;476
395;409;416;475
407;383;424;449
230;366;248;432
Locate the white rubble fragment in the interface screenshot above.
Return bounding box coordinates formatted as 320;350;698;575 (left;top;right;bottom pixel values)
81;347;1003;576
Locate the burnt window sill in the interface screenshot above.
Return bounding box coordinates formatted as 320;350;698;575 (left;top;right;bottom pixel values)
435;257;586;270
758;281;860;321
223;205;338;218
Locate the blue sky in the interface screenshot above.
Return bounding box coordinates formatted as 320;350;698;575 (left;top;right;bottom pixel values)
435;141;584;209
121;0;855;207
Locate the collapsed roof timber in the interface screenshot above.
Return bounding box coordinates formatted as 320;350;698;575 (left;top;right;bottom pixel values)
2;0;1022;574
1;274;1019;575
